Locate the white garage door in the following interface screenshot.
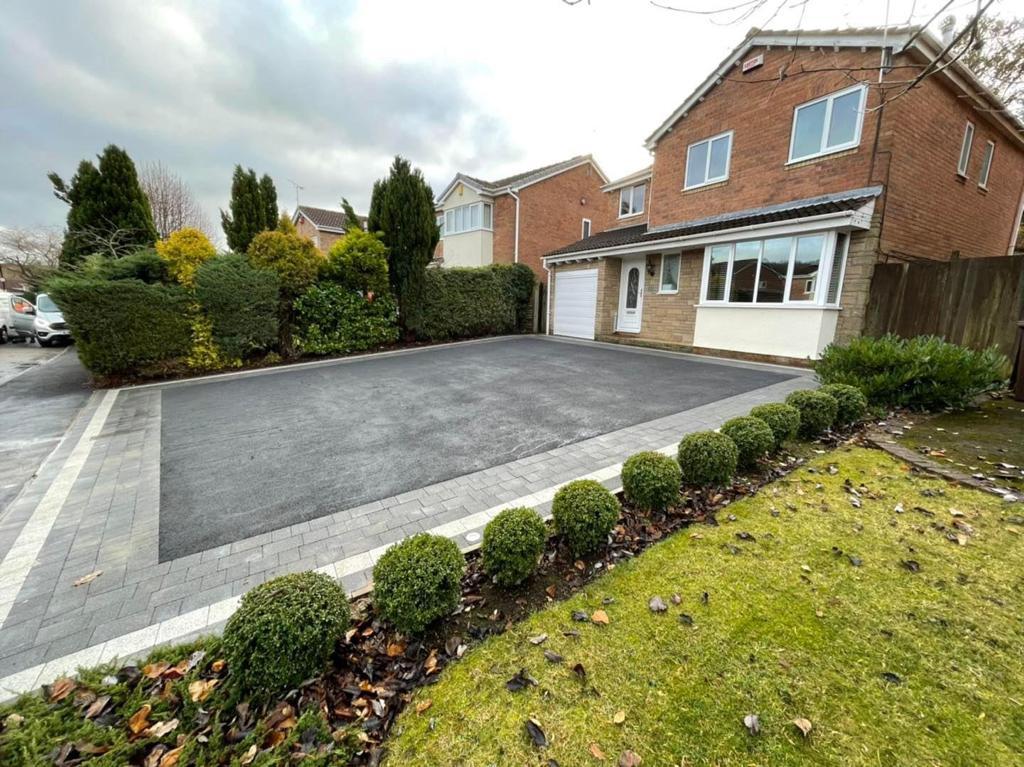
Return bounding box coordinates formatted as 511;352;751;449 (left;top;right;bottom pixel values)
553;268;598;340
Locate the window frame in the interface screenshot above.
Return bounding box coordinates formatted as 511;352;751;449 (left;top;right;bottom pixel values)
957;122;975;177
699;230;845;308
441;201;493;236
618;184;645;218
659;254;681;294
978;140;995;188
787;84;867;164
684;130;733;190
582;218;592;238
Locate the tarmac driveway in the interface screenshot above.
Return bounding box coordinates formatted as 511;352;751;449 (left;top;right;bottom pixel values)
158;337;798;560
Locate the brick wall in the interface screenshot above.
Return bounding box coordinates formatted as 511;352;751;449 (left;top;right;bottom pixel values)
295;216;343;252
494;163;610;283
649;46;890;230
602;180;650;232
881;63;1024;259
834;218;882;343
646;44;1024;263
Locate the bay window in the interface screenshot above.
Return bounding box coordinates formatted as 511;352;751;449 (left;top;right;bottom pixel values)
701;231;848;307
443;202;493;235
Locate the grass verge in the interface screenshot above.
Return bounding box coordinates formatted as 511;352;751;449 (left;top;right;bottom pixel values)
386;446;1024;766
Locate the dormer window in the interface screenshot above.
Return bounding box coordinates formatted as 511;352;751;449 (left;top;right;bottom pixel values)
788;84;867;163
619;184;645;218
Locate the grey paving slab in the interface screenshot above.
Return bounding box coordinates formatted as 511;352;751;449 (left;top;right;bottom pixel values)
0;335;812;690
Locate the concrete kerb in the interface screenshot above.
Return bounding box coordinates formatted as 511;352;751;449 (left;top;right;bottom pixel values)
0;435;679;703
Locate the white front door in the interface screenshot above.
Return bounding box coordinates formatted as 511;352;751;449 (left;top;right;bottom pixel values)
616;257;644;333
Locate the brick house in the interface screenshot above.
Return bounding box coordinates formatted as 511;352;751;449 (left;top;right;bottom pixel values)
434;155;610;283
543;26;1024;363
292;205;366;251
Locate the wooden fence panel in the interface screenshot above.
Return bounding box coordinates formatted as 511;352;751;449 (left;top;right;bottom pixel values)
863;255;1024;357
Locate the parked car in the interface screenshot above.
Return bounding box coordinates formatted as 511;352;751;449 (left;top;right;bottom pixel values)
0;292;37;343
32;293;72;347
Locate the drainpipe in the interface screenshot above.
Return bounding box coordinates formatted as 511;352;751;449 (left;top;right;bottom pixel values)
508;187;521;263
543;259;552;335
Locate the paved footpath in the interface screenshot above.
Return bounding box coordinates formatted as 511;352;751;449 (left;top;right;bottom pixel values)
0;338;812;701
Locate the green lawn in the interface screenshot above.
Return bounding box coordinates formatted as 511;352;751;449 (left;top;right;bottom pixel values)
386;447;1024;766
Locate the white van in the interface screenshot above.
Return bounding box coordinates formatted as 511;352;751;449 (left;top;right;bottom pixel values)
0;292;38;343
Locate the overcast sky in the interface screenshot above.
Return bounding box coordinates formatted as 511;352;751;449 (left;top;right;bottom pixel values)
0;0;1000;242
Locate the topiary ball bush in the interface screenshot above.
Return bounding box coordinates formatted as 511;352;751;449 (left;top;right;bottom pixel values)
223;571;350;699
749;403;801;449
621;451;682;512
373;534;465;635
818;383;868;426
482;507;547;587
786;389;839;438
551;479;620;557
677;430;738;487
720;416;775;469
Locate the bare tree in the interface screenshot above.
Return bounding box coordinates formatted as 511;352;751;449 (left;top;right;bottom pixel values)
0;227;62;286
961;15;1024;120
139;161;213;240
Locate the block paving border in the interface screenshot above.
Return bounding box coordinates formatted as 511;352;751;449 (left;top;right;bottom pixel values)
0;337;811;701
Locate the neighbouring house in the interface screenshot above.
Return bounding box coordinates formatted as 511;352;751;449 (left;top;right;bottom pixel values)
434;155;610;282
543;26;1024;364
292;205;366;251
0;263;30;293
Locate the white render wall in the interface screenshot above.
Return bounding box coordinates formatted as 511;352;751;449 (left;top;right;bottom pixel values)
440;184;493;268
693;306;839;360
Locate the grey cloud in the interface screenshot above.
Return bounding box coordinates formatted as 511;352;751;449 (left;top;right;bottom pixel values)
0;0;520;235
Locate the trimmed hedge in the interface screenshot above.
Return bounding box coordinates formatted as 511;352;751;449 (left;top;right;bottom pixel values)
294;284;399;355
195;255;280;360
482;507;547;587
721;416;775;469
47;277;191;376
677;431;738;487
749;403;801;449
786;389;839;438
815;334;1008;411
93;249;170;284
409;264;534;341
621;451;682;511
373;534;465;634
819;383;868;426
551;479;620;557
222;571;350;699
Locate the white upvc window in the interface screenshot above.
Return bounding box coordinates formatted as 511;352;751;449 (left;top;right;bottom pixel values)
619;184;645;218
957;122;975;177
443;202;493;235
685;130;733;189
659;254;680;294
979;140;995;188
788;84;867;163
436;213;444;235
582;218;592;238
700;230;847;307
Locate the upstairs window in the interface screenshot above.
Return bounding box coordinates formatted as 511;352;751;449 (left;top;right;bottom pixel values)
685;131;732;189
789;84;866;163
443;202;493;235
979;140;995;188
619;184;645;217
957;122;975;176
582;218;592;238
